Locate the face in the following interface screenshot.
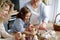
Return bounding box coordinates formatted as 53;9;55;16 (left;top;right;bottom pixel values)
31;0;40;6
1;5;10;19
24;12;31;22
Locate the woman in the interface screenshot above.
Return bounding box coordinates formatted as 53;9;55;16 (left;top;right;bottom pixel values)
24;0;58;40
25;0;49;30
0;0;18;40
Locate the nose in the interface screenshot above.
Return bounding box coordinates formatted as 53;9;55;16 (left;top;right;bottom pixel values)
26;16;30;19
4;10;9;16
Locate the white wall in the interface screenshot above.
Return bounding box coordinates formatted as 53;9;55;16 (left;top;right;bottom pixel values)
46;0;58;22
19;0;30;9
53;0;58;21
57;0;60;13
56;0;60;24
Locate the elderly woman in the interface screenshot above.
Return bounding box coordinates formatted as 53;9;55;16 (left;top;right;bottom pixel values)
0;0;18;40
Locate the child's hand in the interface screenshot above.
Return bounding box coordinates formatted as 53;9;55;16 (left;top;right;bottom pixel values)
28;24;34;31
30;32;36;36
15;32;22;40
29;23;34;28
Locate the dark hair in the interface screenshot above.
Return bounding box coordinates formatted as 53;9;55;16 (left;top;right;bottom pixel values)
16;7;31;20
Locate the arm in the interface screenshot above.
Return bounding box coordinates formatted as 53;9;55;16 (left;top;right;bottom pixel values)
8;25;15;34
38;3;49;30
24;23;36;36
23;30;35;36
42;3;49;24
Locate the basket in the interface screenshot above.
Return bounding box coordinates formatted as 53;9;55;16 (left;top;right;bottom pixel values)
53;13;60;31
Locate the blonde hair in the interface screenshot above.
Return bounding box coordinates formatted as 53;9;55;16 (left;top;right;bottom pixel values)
0;0;18;22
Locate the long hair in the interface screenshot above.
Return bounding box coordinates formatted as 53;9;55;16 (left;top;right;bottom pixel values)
16;7;31;21
0;0;18;22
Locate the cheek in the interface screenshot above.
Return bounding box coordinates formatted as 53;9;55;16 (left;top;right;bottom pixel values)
4;11;8;14
25;17;27;20
3;11;8;16
0;12;8;19
25;17;29;20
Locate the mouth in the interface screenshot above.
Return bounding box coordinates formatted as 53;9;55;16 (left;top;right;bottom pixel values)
1;14;8;19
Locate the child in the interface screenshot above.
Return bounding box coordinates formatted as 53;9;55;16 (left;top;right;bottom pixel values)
8;7;38;40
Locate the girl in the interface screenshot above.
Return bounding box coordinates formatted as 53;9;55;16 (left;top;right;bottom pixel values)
9;7;38;40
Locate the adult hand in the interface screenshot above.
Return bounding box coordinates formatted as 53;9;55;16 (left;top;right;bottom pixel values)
38;22;47;30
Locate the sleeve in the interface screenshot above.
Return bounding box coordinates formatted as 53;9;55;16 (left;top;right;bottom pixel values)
8;19;25;33
8;25;15;34
15;19;25;33
42;4;49;24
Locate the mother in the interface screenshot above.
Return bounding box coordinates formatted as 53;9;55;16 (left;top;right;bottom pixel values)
0;0;18;40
